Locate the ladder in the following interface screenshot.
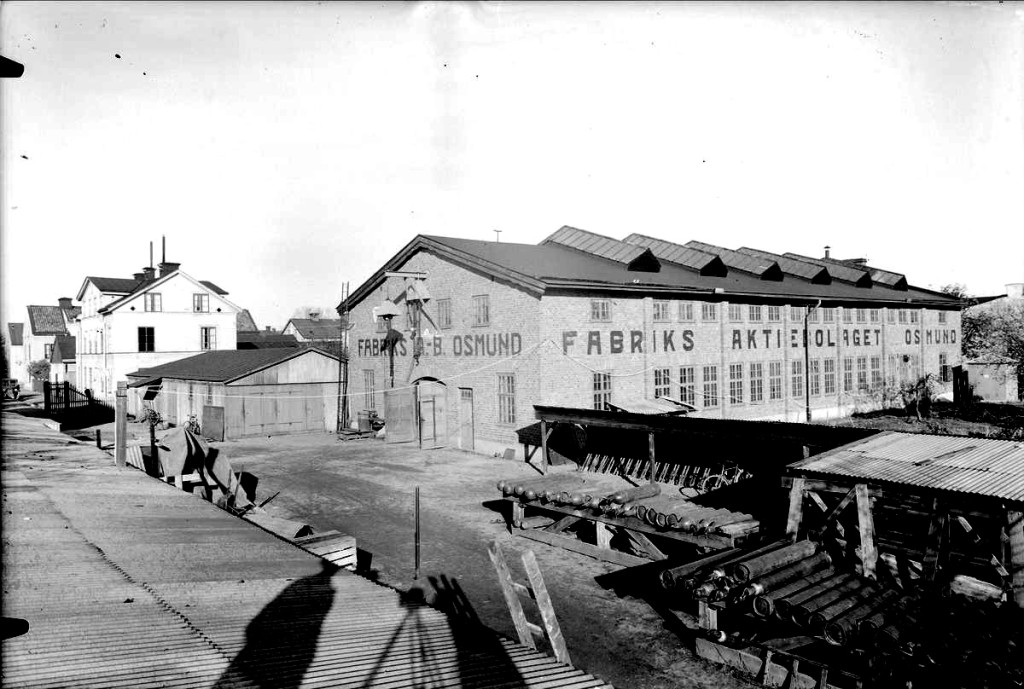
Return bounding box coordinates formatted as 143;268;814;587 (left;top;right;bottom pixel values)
488;540;571;665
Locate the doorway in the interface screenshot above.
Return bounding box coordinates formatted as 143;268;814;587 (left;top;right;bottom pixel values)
459;388;474;451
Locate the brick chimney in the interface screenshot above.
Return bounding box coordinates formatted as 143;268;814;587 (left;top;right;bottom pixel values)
308;311;320;322
58;297;73;309
133;272;146;281
158;262;180;277
143;266;156;280
824;245;831;259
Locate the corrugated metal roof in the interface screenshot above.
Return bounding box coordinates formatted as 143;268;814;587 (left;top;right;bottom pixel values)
125;347;336;385
737;247;831;282
544;226;648;265
622;234;724;274
791;431;1024;503
2;413;614;689
685;240;782;278
783;253;872;286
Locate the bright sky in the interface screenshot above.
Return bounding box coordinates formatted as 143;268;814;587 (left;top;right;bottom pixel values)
3;1;1023;331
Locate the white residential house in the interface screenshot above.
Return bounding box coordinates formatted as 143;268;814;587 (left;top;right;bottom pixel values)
6;323;28;386
75;261;240;400
9;300;80;390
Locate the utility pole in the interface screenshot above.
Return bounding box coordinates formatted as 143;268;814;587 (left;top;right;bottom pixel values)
493;228;502;242
337;281;350;433
804;301;821;423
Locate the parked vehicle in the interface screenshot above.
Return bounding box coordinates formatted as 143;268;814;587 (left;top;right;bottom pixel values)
3;378;21;400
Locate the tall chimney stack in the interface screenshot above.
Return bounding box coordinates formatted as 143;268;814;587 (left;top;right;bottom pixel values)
150;241;153;269
162;235;166;264
824;245;831;259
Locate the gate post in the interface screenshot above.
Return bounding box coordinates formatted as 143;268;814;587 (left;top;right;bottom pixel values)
115;382;127;468
63;380;71;414
43;381;51;414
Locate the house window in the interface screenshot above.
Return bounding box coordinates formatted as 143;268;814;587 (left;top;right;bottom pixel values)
824;359;836;395
498;374;516;424
437;298;452;329
138;327;155;352
809;359;821;397
749;363;764;403
363;370;375;410
729;364;743;405
679;366;695;406
843;357;854;393
822;308;835;323
702;365;719;408
790;307;804;322
856;308;866;323
593;372;612;410
193;294;209;313
201;326;217;351
653;300;670;322
44;344;53;360
871;356;882;388
791;360;804;399
701;303;717;321
678;302;694;322
591;299;611;322
206;383;213;405
887;309;895;323
938;311;947;325
939;353;950;382
473;295;490;326
767;306;781;323
654;368;671;398
728;304;743;322
843;308;853;324
144;293;162;312
749;305;763;322
857;356;868;391
769;361;783;400
898;309;908;324
870;309;880;323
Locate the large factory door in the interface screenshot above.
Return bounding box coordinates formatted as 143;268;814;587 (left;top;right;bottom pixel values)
416;378;447;449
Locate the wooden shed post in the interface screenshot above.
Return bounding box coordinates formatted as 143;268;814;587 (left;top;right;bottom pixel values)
115;381;127;468
648;431;657;484
1008;509;1024;609
539;420;550;475
785;478;806;542
855;483;877;579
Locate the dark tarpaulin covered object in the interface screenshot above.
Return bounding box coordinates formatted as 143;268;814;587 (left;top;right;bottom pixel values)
157;427;252;509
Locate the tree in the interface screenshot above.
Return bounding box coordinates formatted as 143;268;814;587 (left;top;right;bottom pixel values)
291;305;339;319
940;283;970;301
961;297;1024;399
27;359;50;382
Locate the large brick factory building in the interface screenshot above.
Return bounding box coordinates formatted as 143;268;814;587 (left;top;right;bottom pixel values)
342;227;961;457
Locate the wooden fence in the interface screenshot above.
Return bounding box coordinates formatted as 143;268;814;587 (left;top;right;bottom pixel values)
43;381;115;426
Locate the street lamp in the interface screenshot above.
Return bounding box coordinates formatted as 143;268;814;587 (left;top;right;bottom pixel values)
375;300;403;389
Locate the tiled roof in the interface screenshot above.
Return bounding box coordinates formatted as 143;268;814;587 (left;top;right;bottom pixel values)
50;335;76;362
87;276;143;293
236;309;258;332
286;318;345;340
8;323;24;346
126;347;336;385
790;431;1024;504
200;280;228;295
26;306;68;336
236;331;300;349
99;271;231;315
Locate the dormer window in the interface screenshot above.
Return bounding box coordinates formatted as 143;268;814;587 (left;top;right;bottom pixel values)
193;294;210;313
144;293;162;312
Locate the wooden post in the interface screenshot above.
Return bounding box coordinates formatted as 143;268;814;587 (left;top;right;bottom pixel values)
595;521;612;550
922;497;948;583
63;380;70;415
785;477;806;541
115;381;127;468
1006;510;1024;608
521;549;571;665
855;483;876;579
539;420;550;475
648;431;656;484
488;541;536;649
95;429;102;449
414;486;421;580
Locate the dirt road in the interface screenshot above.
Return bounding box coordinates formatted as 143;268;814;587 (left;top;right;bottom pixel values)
218;432;754;689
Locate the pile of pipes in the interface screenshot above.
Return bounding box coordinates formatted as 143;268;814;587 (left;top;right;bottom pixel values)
497;475;758;538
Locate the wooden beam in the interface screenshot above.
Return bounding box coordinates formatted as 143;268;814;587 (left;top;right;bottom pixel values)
516;527;648;567
921;497;948;583
1008;510;1024;609
698;600;718;631
487;541;535;649
539;420;550;475
785;478;806;541
623;529;668;561
595;521;613;550
855;484;876;579
648;431;657;484
955;515;1012;582
545;515;580;534
521;549;571;665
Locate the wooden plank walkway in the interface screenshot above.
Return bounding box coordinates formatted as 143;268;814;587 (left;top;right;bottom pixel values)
1;413;613;689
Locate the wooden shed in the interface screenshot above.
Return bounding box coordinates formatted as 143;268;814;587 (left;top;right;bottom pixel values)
127;347;340;440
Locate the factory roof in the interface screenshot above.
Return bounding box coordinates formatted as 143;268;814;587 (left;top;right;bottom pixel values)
343;227;961;311
790;431;1024;504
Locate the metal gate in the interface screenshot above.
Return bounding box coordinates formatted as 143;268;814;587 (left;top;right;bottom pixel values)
384;388;416;443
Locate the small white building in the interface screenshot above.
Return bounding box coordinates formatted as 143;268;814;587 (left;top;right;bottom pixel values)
6;323;28;386
76;261;241;400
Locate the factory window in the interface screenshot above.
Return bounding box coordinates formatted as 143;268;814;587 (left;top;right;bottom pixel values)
193;293;209;313
842;308;853;324
808;308;819;324
702;365;719;408
749;363;764;403
729;364;743;405
887;309;895;323
938;311;947;325
857;357;868;391
909;310;919;324
653;300;670;322
898;309;907;324
824;359;836;395
200;326;216;351
822;308;835;323
809;359;821;397
871;356;882;389
138;327;155;352
363;370;375;410
939;353;950;383
749;305;763;322
473;295;490;326
437;299;452;329
791;307;804;322
591;299;611;322
654;368;672;398
768;361;783;400
870;309;880;323
206;383;213;405
679;366;695;406
791;360;804;399
593;372;612;410
767;306;781;323
144;293;162;312
498;374;516;424
678;302;694;322
375;316;387;333
843;358;854;393
856;308;866;323
728;303;743;322
701;303;717;321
